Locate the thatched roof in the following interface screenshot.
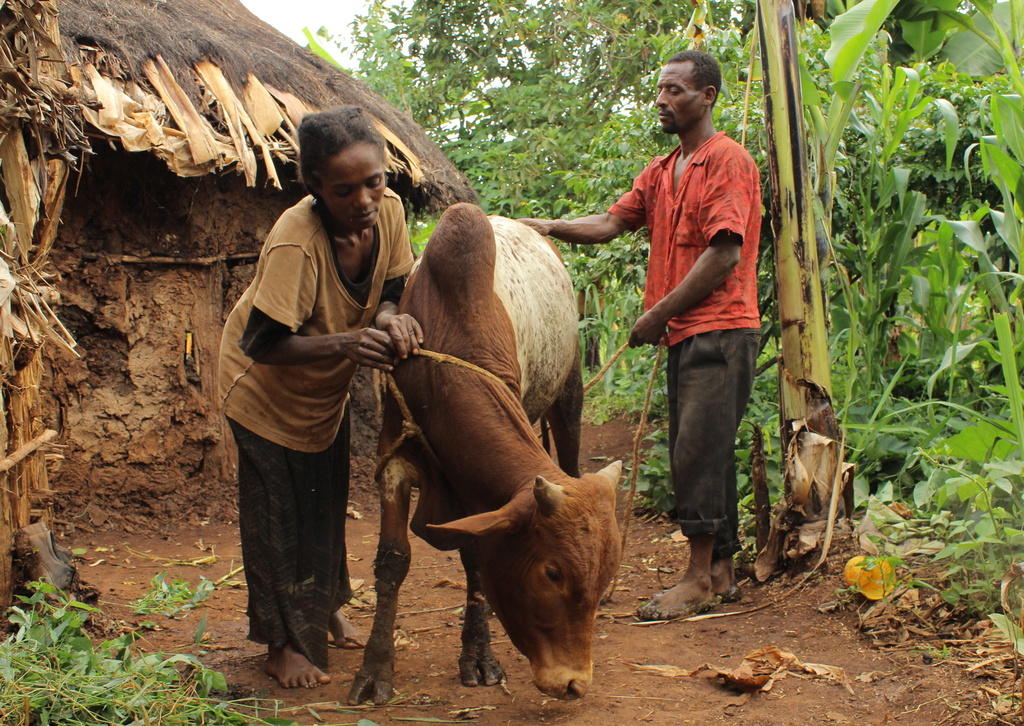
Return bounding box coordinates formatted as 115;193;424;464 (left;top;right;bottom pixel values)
56;0;475;210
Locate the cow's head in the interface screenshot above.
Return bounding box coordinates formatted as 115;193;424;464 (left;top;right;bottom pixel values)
427;461;622;699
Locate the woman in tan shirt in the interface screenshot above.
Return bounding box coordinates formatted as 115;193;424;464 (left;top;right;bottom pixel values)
219;107;421;688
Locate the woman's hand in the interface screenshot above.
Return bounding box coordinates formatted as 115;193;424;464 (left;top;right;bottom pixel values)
377;311;424;360
337;328;397;370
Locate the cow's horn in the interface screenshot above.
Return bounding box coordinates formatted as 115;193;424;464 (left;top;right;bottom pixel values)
596;460;623;486
534;476;566;516
598;460;618;501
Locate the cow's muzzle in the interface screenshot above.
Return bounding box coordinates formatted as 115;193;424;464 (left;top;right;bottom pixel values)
532;666;591;700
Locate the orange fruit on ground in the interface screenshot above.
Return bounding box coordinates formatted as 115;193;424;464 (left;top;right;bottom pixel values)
843;555;896;600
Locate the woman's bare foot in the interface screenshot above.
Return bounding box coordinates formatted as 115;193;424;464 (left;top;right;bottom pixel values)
328;608;365;649
264;645;331;688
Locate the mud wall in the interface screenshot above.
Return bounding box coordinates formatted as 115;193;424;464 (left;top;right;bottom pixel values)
47;147;382;527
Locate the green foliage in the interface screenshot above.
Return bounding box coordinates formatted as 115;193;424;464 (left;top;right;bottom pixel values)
350;0;686;217
635;426;674;513
131;572;214;618
0;582;295;725
989;612;1024;655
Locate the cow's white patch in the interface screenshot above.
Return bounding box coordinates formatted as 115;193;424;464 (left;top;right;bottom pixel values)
488;217;577;421
381;455;417;501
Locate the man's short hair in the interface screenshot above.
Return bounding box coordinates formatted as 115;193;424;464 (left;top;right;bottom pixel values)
666;50;722;100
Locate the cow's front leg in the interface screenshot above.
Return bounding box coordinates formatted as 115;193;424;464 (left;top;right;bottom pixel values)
458;545;505;687
348;455;415;705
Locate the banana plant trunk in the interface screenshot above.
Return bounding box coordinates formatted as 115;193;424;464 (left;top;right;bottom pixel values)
754;0;852;580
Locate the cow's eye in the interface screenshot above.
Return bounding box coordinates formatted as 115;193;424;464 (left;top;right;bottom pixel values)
545;566;562;582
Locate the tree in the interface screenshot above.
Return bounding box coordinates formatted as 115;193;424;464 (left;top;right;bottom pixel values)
349;0;688;216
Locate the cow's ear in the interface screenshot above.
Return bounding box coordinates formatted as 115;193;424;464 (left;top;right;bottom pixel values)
426;488;534;537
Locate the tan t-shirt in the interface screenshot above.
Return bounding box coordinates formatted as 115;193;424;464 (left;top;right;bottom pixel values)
219;189;414;452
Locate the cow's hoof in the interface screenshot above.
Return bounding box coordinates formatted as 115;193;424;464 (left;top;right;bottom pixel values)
459;651;504;687
347;669;394;705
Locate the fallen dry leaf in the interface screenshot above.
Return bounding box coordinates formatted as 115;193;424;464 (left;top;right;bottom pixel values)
628;645;854;695
393;628;416;649
626;663;703;678
346;505;363;520
887;501;912;519
432;577;466;590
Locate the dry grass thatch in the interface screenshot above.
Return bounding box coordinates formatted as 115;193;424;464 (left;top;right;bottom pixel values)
56;0;476;209
0;0;88;604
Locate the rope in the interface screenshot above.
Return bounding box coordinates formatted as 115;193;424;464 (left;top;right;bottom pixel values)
583;341;630;394
606;345;665;601
415;348;506;388
374;348;508;478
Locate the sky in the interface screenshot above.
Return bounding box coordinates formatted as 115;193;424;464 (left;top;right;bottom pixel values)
238;0;366;65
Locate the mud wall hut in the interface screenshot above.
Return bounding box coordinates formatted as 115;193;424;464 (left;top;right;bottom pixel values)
40;1;474;530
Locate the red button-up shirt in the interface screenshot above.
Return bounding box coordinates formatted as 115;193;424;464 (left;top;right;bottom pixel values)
609;131;761;346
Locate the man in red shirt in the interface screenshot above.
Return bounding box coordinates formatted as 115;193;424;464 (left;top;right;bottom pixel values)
521;50;761;619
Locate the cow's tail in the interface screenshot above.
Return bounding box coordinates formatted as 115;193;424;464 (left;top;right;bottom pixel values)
421;203;495;295
540;415;551;456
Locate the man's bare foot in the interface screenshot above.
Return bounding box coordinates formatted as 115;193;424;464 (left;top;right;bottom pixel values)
636;571;716;620
711;558;740;601
328;608;365;649
264;645;331;688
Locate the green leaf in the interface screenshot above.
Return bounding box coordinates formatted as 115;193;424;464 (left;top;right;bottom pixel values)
945;218;986;252
991;95;1024;163
302;28;345;70
826;0;901;84
193;614;208;644
932;98;959;171
985;460;1024;477
989;613;1024;654
994;313;1024;451
899;18;947;58
926;341;978;394
940;2;1012;75
933;420;1016;462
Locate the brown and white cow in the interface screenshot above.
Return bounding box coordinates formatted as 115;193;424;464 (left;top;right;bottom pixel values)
348;203;622;705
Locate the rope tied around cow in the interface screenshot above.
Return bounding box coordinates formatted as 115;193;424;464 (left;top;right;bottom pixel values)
374;348;511;480
376;344;638;478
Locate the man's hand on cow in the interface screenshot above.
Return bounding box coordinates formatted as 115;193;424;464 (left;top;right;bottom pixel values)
628;309;668;347
518;218;554;236
380;312;423;359
338;328;397;370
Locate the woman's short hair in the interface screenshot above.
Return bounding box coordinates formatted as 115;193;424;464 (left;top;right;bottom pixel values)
297;106;385;191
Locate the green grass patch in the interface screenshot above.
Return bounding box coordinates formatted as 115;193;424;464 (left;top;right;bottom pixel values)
0;582;298;725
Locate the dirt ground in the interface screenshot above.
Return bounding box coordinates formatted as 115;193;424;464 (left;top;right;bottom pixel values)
55;419;999;726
